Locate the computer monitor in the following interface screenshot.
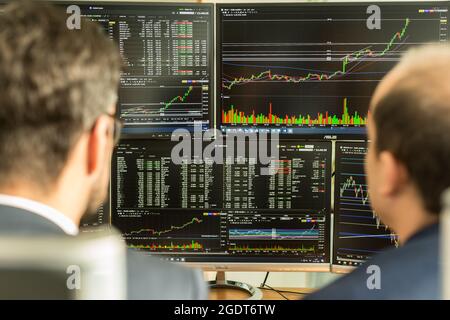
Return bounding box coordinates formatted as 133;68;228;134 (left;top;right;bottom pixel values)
111;139;332;271
332;141;397;273
59;1;214;138
217;2;449;139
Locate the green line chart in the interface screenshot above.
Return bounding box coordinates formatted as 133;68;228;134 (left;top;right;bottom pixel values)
222;18;410;90
124;217;203;236
159;86;194;112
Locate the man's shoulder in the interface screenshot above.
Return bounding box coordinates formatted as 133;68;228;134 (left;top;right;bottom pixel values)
0;205;66;235
0;205;208;300
307;226;440;299
125;249;208;300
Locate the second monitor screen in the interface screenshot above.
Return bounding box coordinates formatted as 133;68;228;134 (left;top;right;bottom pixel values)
217;2;448;138
111;139;331;264
73;3;214;137
333;142;397;267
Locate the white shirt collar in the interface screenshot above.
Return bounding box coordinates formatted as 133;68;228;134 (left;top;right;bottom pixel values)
0;194;79;236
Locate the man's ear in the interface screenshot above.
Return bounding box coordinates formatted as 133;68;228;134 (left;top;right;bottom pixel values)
378;151;409;196
87;116;111;177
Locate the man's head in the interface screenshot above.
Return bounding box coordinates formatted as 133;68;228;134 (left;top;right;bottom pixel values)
0;1;122;223
366;43;450;242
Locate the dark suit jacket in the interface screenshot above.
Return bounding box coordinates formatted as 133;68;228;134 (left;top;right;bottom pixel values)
0;204;208;299
306;223;441;299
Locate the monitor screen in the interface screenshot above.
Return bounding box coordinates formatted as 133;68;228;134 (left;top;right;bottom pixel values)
111;139;332;266
217;2;449;138
333;142;398;269
67;2;214;138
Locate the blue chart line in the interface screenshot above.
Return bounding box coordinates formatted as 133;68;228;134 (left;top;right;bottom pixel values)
340;232;390;239
339;232;396;241
229;228;319;240
340;214;377;220
341;162;365;165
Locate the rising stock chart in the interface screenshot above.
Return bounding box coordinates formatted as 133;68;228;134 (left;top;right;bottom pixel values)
218;3;448;137
333;142;398;269
116;209;224;253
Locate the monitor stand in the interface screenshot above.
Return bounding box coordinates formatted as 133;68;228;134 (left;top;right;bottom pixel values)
208;271;263;300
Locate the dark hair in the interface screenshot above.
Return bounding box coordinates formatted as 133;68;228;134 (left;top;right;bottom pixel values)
372;44;450;214
0;1;122;188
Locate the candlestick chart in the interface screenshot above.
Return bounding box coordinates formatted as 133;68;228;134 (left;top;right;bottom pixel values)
218;4;448;136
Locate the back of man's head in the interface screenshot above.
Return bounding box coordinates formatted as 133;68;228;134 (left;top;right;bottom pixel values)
0;0;121;191
370;43;450;216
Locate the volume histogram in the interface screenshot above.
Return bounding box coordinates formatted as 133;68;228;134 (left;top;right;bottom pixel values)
218;4;448;136
130;240;204;251
222;98;367;125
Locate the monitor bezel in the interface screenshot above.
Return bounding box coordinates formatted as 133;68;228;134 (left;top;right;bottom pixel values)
330;265;355;274
185;262;330;272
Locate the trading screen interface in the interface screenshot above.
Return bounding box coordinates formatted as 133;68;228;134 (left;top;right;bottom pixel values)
74;3;214;137
111;140;331;263
217;3;448;138
333;142;398;267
